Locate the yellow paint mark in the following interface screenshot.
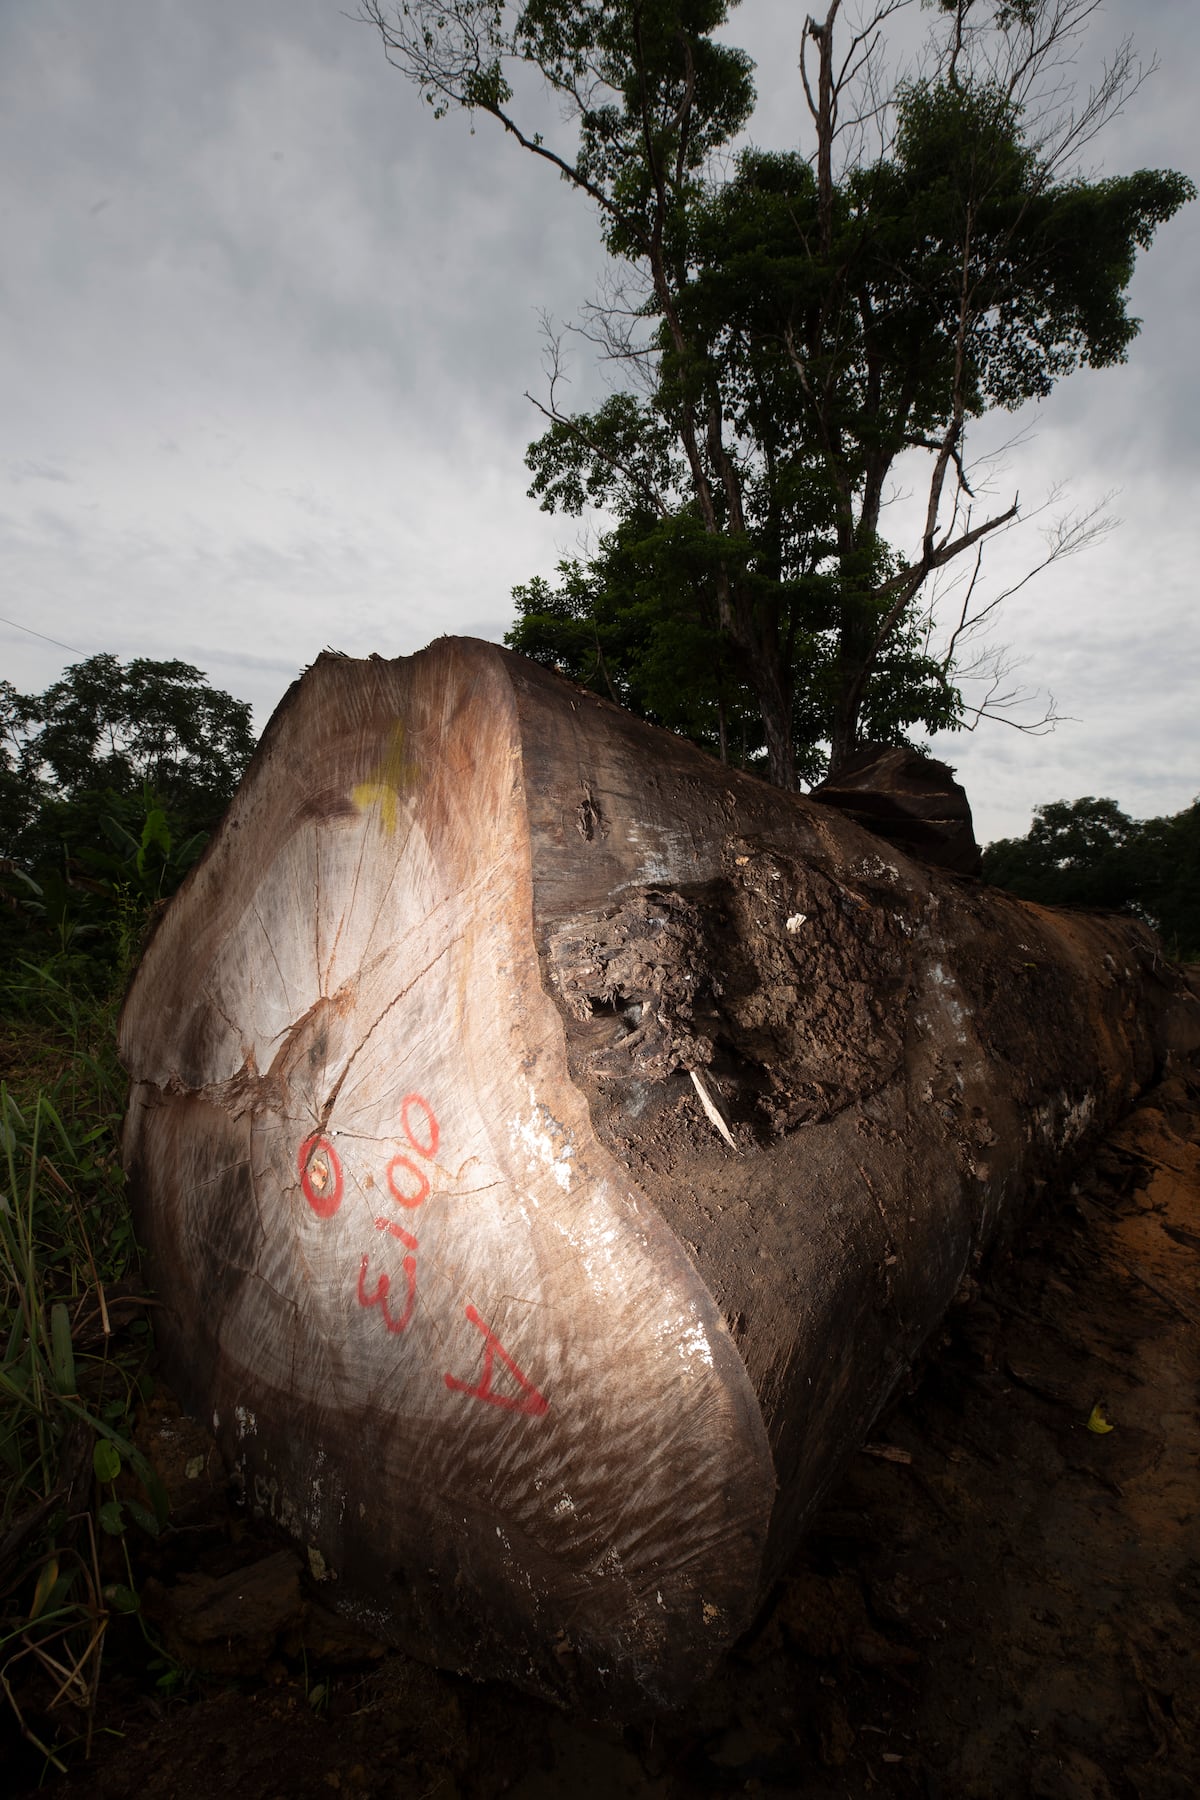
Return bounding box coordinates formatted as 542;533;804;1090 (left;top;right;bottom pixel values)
352;722;420;834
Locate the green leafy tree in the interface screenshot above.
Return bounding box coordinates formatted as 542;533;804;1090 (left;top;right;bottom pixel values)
1;657;256;972
24;654;255;834
983;796;1200;959
1;680;44;856
508;511;958;784
981;796;1137;909
1135;802;1200;962
364;0;1192;786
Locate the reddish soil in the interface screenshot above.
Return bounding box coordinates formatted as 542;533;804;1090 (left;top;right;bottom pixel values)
8;1059;1198;1800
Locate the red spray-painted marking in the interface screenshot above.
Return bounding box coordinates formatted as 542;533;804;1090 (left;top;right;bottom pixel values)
382;1094;439;1209
298;1134;343;1218
295;1097;550;1413
444;1305;549;1417
400;1093;439;1159
374;1216;418;1251
352;1096;440;1338
358;1251;417;1335
386;1154;429;1209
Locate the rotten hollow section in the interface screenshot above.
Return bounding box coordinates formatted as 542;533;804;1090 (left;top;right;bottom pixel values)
119;640;1197;1716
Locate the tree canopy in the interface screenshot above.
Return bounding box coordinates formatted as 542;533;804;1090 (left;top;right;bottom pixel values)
1;656;256;972
20;654;255;824
364;0;1193;786
982;795;1200;960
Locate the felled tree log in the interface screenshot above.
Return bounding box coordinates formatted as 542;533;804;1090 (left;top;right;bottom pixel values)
119;640;1198;1716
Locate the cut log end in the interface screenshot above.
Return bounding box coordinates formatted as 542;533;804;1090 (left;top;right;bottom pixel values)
119;638;1199;1715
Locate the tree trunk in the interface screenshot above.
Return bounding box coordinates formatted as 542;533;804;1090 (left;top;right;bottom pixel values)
829;607;872;774
743;639;795;789
119;639;1198;1718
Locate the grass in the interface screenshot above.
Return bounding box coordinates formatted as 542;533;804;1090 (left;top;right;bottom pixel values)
0;955;166;1774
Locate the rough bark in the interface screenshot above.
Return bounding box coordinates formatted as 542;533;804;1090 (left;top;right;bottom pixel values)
810;742;982;875
119;639;1198;1717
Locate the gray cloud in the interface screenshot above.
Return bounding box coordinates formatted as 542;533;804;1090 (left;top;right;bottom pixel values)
1;0;1195;847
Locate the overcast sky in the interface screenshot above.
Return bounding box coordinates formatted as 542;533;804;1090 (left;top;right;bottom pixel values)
2;0;1196;842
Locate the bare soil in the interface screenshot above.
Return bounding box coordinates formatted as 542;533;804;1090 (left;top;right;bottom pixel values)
8;1058;1198;1800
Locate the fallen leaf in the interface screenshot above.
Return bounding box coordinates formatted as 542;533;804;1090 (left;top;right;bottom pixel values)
29;1557;59;1623
1086;1403;1115;1435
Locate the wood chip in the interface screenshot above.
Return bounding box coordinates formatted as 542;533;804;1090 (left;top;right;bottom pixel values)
689;1067;738;1152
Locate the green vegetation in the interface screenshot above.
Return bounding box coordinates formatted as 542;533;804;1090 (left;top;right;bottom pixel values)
0;971;169;1771
983;796;1200;961
2;655;254;976
365;0;1193;786
0;656;254;1771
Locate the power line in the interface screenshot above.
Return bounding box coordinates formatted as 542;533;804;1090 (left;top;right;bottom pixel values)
0;613;85;655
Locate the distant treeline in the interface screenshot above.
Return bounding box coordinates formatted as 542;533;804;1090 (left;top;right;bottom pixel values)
2;654;255;975
983;796;1199;962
